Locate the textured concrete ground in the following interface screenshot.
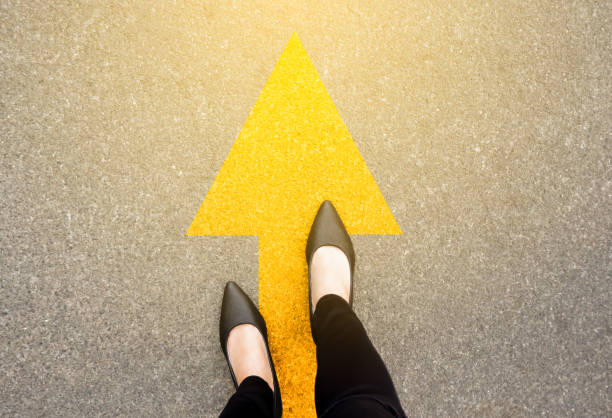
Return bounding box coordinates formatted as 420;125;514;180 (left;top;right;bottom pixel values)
1;1;610;416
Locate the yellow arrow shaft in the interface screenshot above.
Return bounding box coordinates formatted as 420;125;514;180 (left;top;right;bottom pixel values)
258;231;316;417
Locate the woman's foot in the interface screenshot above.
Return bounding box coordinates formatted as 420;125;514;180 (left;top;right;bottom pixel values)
226;324;274;391
310;245;351;314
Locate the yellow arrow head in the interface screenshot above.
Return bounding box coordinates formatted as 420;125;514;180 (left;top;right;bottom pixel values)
187;32;401;237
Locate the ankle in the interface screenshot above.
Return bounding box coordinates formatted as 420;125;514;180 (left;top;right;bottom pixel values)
227;324;274;391
311;246;350;313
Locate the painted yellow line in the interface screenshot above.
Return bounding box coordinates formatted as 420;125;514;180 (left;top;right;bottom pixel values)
187;32;402;417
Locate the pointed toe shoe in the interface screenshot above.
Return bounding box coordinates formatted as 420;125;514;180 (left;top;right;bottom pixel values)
219;281;282;417
306;200;356;330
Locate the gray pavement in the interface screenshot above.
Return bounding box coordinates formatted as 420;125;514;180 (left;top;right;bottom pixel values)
1;1;610;416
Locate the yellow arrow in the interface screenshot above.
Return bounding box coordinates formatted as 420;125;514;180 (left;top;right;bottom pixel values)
187;32;402;417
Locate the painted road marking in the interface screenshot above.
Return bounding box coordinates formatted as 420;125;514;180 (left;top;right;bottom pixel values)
187;32;402;417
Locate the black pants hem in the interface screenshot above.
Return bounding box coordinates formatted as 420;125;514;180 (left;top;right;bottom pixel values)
313;294;406;418
219;375;273;418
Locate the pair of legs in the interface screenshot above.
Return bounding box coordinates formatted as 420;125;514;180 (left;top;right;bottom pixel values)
220;246;406;417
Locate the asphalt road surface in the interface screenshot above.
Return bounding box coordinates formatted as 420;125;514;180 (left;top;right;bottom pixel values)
2;1;610;416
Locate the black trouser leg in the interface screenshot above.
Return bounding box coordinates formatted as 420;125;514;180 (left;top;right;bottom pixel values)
219;375;273;418
312;294;407;417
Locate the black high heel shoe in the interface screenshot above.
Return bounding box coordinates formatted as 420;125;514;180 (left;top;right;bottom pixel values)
306;200;356;333
219;281;282;417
